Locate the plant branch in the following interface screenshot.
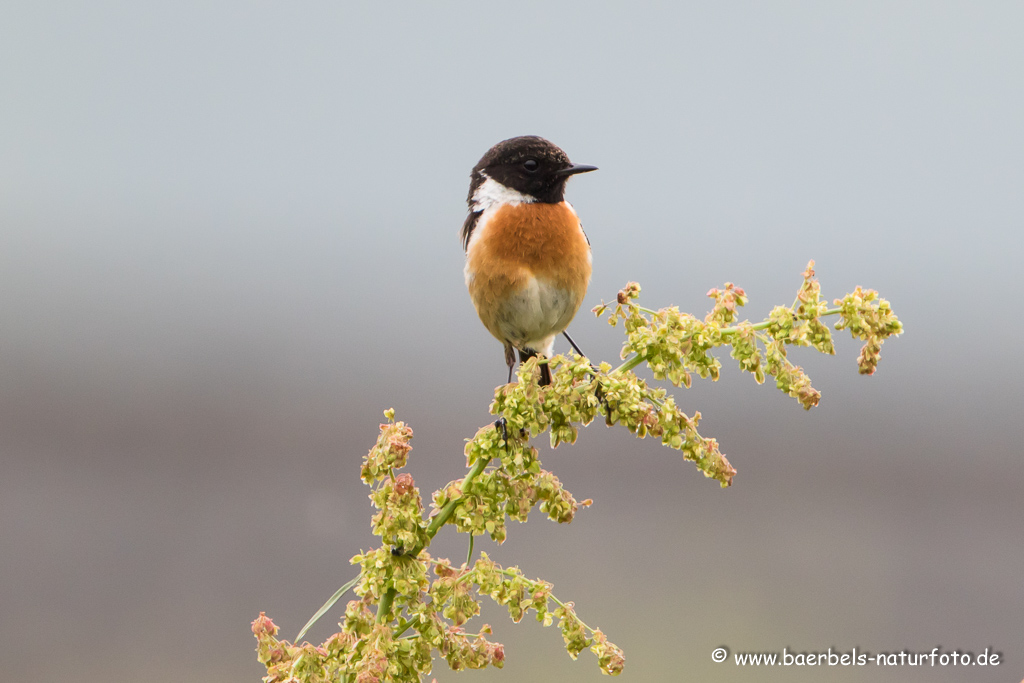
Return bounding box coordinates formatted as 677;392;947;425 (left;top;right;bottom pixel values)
611;307;844;375
256;265;902;682
420;452;492;551
376;440;495;624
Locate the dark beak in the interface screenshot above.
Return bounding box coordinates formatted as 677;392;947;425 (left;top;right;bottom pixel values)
554;163;598;177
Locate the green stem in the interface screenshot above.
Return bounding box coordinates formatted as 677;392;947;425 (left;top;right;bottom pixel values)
612;308;842;375
377;445;495;624
613;355;645;374
420;454;492;547
492;567;597;635
394;617;414;638
717;308;841;335
375;589;395;624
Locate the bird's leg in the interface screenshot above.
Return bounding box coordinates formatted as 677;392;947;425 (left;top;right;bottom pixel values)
562;330;587;358
494;416;508;447
495;344;516;445
562;330;608;413
519;348;551;386
505;344;516;385
563;330;600;377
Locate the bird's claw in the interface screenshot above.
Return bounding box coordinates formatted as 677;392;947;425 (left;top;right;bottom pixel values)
591;375;613;425
494;416;509;446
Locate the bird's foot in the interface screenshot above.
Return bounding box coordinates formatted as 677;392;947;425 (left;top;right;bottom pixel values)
591;376;614;426
494;416;509;446
493;416;527;450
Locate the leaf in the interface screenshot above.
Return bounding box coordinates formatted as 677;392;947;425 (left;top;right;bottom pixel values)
295;574;361;641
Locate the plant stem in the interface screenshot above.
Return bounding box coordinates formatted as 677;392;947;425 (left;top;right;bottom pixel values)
717;308;842;335
394;617;414;638
376;444;495;624
375;589;395;624
492;567;597;634
612;308;843;374
613;355;645;374
421;454;492;547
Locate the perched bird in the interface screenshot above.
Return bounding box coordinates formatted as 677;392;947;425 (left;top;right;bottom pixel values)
461;136;597;386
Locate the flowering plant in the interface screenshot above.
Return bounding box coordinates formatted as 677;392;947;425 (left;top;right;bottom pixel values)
254;261;902;681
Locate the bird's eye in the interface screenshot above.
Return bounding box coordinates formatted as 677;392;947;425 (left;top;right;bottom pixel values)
523;159;539;173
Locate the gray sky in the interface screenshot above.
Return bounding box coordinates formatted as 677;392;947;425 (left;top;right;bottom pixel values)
2;2;1022;681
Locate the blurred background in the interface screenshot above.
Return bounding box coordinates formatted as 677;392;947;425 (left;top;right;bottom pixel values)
2;2;1022;681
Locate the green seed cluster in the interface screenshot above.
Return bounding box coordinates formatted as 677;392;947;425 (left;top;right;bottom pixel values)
352;548;430;605
361;411;413;484
624;304;723;387
253;608;434;683
763;338;821;409
432;419;579;544
728;323;765;383
833;285;903;375
593;261;902;412
705;282;748;326
370;472;431;558
490;355;602;447
487;354;735;486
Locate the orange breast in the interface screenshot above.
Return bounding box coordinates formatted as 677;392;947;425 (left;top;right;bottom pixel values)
465;201;592;345
468;202;591;291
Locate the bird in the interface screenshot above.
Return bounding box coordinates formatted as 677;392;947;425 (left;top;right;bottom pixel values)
461;136;597;387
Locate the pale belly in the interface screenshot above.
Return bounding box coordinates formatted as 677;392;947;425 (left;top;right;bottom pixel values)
489;275;581;356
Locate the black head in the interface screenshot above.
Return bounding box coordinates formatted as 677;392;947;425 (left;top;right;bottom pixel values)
467;135;597;206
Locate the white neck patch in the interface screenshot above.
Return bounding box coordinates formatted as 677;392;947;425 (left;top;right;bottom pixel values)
471;173;536;212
